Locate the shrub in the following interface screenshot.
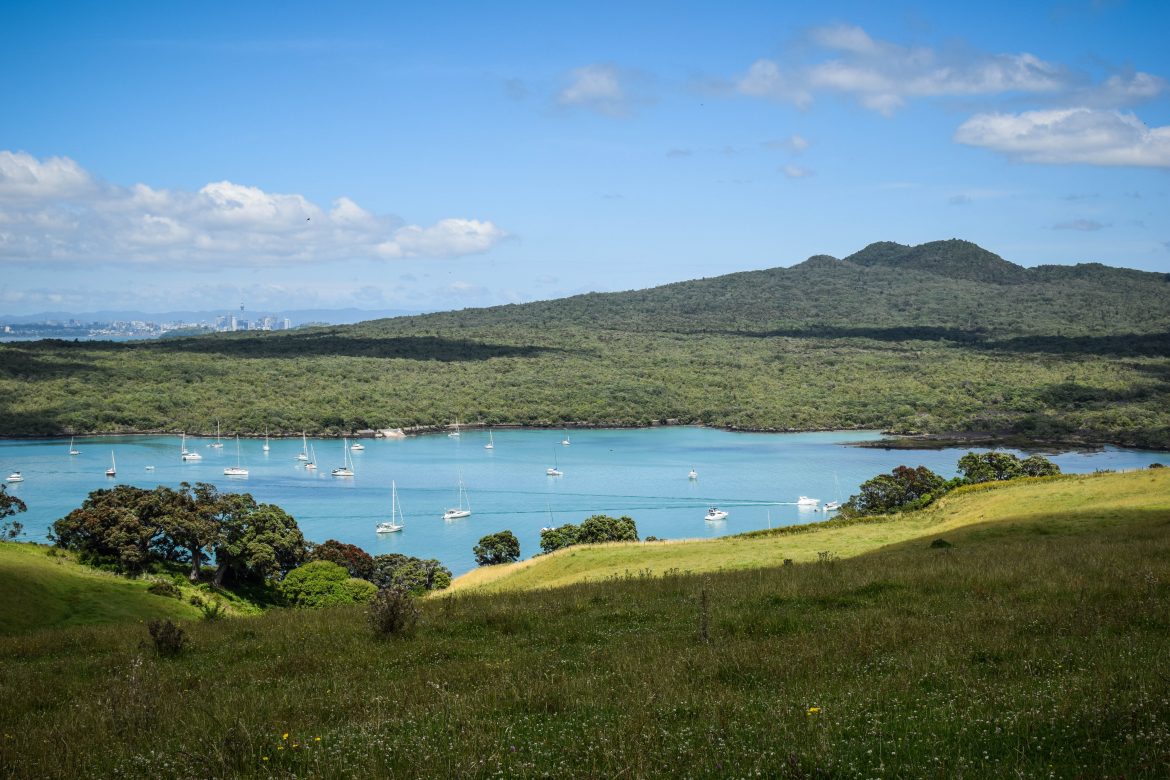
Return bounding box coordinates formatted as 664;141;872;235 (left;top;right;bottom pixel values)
146;619;185;657
147;581;182;599
930;538;953;549
474;530;520;566
369;554;452;593
1151;463;1165;469
280;560;378;608
309;539;375;580
540;515;638;553
368;587;419;638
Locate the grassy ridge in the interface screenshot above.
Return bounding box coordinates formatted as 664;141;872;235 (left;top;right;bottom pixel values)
0;542;202;634
2;471;1169;777
450;469;1170;593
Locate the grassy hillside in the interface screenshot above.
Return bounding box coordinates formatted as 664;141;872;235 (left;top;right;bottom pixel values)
2;469;1169;777
451;469;1170;593
0;542;202;634
2;239;1168;446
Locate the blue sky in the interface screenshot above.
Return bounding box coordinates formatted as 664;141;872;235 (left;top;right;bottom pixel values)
1;0;1168;316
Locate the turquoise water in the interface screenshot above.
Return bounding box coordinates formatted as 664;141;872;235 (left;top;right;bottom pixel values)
2;428;1167;576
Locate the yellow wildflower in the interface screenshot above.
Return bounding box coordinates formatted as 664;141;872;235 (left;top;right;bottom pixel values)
282;732;289;740
807;707;821;715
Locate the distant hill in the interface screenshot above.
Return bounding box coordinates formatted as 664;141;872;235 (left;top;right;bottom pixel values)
1;239;1167;447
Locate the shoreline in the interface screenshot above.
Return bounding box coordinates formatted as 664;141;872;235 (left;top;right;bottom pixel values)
1;421;1165;454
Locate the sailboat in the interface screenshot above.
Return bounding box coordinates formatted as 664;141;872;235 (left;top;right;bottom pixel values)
484;429;494;450
209;419;223;448
305;444;318;471
546;449;563;476
262;428;270;452
68;437;80;456
224;436;248;477
561;432;571;446
448;418;461;438
824;474;842;511
443;479;471;520
332;439;355;477
181;432;202;461
296;431;309;461
376;481;405;533
105;451;117;478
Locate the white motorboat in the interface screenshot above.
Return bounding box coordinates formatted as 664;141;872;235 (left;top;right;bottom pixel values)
6;471;23;483
688;468;698;480
350;441;365;451
376;481;405;533
796;496;820;507
705;507;728;521
443;479;471;520
823;501;841;511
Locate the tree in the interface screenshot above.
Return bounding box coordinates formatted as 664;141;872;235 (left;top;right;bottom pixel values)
1020;454;1061;477
51;485;170;573
370;553;451;593
279;560;377;608
0;484;26;539
473;530;520;566
957;451;1024;483
539;523;580;554
154;483;220;583
577;514;638;544
845;465;947;516
211;496;307;587
309;539;375;580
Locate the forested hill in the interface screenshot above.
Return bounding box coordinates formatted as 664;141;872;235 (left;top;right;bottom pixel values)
361;239;1170;339
1;239;1168;447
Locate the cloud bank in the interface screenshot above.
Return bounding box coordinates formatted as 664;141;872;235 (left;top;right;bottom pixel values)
734;24;1164;117
954;108;1170;167
0;151;508;266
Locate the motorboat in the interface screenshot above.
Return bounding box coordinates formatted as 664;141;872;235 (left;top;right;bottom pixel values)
6;471;23;483
688;468;698;480
704;507;728;521
797;496;820;507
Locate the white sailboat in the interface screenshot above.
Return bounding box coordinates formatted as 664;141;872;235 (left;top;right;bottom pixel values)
305;444;318;471
448;418;461;438
224;436;248;477
704;507;728;521
209;419;223;448
296;431;309;461
561;432;571;446
332;439;355;477
546;449;563;476
105;451;117;478
376;481;405;533
824;474;842;511
484;429;494;450
181;432;202;461
443;479;471;519
68;437;80;456
262;428;270;452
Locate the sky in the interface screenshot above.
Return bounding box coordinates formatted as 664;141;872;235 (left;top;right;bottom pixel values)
1;0;1168;317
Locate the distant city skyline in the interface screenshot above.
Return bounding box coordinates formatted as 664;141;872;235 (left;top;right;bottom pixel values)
2;0;1168;316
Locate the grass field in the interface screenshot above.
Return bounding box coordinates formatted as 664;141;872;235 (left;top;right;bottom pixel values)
451;469;1170;593
2;469;1169;777
0;542;203;635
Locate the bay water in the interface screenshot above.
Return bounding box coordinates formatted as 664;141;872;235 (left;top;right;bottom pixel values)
2;427;1166;576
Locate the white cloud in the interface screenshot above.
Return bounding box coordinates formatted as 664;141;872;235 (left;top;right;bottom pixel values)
556;62;650;115
734;24;1163;116
781;164;813;178
0;150;95;201
954;108;1170;167
763;135;810;153
0;152;509;266
1053;219;1109;231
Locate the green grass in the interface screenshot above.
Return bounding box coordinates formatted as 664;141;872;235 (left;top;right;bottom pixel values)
451;469;1170;593
2;470;1169;777
0;542;203;634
